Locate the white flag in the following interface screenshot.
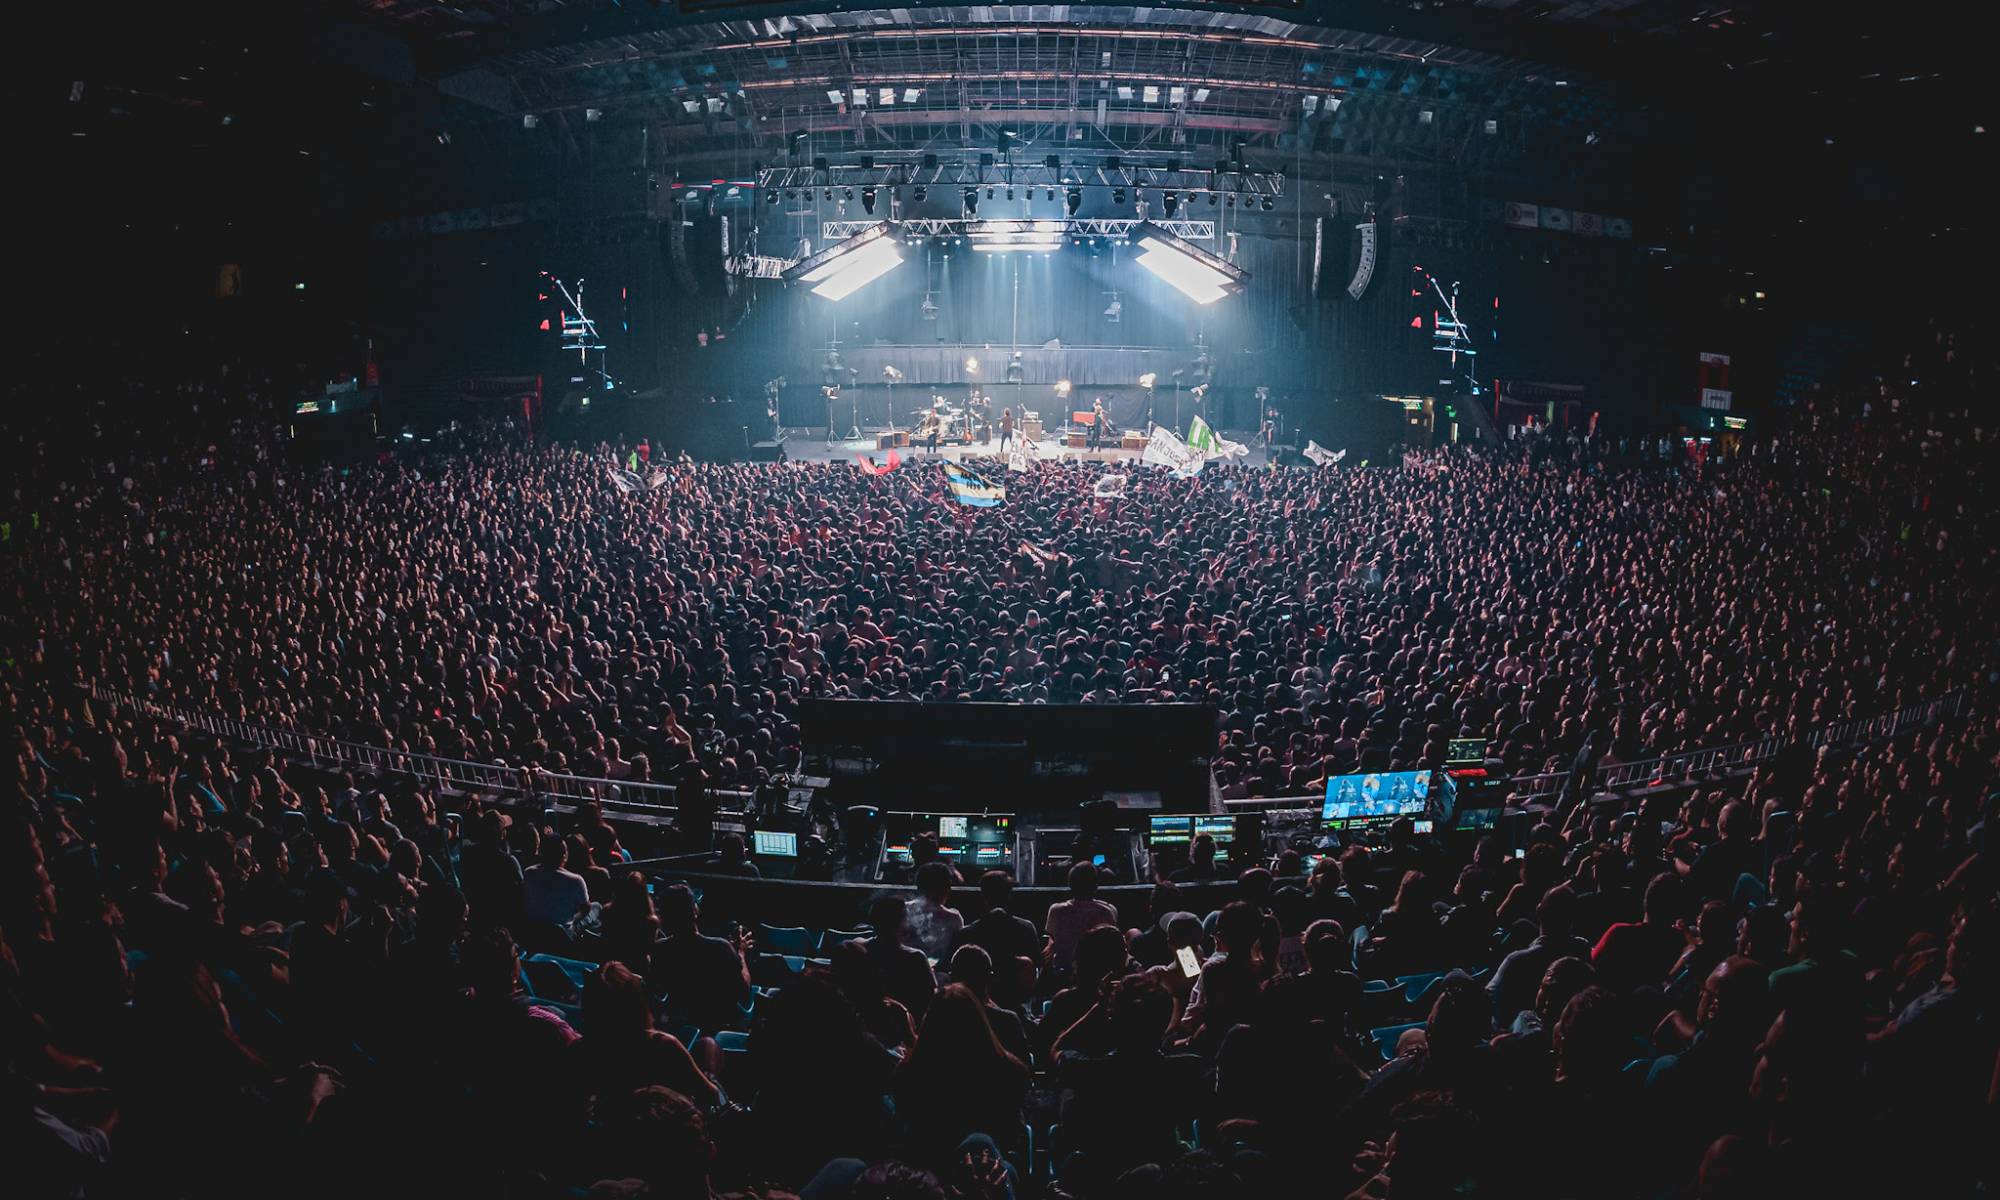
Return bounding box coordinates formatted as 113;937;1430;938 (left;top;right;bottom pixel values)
1093;473;1129;498
1142;425;1206;477
1007;437;1031;473
1303;441;1346;467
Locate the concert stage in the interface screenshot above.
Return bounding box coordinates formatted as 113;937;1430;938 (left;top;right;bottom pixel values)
778;429;1272;469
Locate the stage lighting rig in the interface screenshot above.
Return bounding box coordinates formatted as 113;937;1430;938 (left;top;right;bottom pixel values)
964;188;980;215
1066;188;1082;216
1131;222;1247;305
861;187;877;214
782;223;906;301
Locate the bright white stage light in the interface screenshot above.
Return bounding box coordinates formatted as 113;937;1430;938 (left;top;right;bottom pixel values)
971;238;1064;252
1135;236;1232;304
808;238;905;299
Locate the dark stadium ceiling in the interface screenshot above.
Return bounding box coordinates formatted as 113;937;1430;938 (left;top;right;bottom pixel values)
40;0;1979;208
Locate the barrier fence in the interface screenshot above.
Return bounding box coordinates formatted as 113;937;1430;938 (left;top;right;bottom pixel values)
86;686;758;818
93;683;1967;825
1223;689;1970;815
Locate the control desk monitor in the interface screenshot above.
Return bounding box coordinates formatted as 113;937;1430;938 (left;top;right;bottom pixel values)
752;830;799;857
1194;815;1238;845
883;812;1015;870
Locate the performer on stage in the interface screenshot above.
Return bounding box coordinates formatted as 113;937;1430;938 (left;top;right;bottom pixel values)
970;391;992;444
1087;398;1106;450
764;377;783;441
919;410;942;454
998;406;1014;451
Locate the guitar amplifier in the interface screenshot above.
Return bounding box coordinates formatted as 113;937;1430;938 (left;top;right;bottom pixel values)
1020;416;1043;438
1121;432;1149;451
877;431;909;449
1065;431;1089;448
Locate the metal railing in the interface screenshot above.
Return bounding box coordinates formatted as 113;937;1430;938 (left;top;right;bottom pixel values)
94;683;1969;823
87;686;758;816
1224;689;1969;814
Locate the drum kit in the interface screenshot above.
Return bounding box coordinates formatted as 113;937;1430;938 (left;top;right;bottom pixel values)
911;392;990;445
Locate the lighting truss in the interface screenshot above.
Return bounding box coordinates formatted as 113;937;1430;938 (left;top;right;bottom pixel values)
758;154;1284;202
724;253;794;280
821;218;1218;243
1129;221;1247;304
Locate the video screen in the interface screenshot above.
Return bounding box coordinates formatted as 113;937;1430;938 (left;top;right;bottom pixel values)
1446;738;1486;765
937;815;970;840
1147;816;1194;844
1193;816;1237;841
1323;770;1433;825
1454;806;1500;832
752;830;798;857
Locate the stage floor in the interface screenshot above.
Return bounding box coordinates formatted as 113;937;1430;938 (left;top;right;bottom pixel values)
777;428;1270;469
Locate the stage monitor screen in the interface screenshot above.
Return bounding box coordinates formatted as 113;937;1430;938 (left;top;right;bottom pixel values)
752;830;799;857
1454;806;1500;832
1446;738;1487;766
1147;815;1194;844
937;815;970;840
1323;770;1433;826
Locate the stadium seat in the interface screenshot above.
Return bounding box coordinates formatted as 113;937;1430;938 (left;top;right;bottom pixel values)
819;929;869;952
758;924;818;956
1369;1020;1426;1060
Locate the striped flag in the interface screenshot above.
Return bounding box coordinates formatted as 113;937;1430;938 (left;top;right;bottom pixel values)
941;461;1006;507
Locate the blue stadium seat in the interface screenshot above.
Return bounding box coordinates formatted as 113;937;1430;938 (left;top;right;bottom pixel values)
758;924;818;956
1369;1020;1426;1060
